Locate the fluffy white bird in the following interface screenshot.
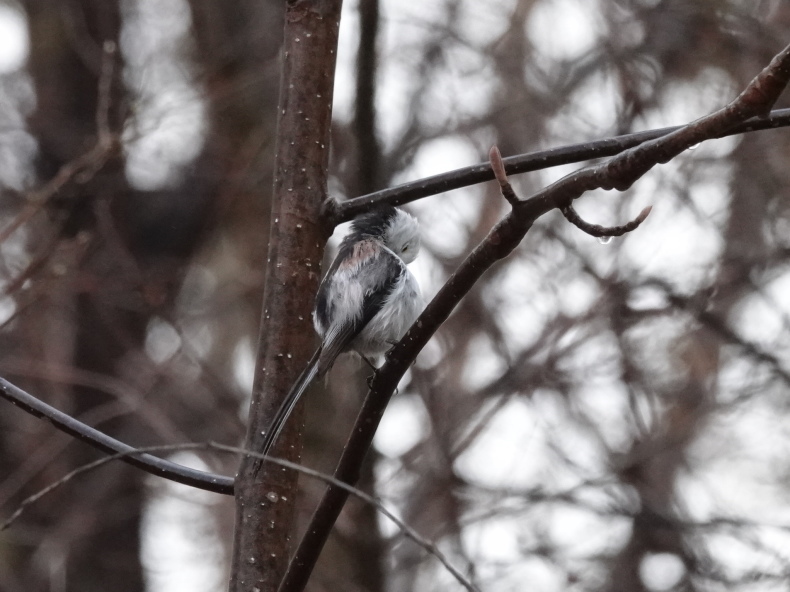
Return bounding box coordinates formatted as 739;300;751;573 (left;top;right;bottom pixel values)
258;206;423;459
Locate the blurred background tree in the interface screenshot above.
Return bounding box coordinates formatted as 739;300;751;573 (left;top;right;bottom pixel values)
2;0;790;591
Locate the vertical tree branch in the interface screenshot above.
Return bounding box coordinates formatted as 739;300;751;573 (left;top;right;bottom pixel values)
353;0;381;195
340;1;388;589
228;1;343;590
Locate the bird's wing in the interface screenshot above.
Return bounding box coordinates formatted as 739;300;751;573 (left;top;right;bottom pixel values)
316;242;404;375
254;243;404;468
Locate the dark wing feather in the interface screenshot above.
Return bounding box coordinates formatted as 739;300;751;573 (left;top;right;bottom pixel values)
316;321;357;376
313;240;350;333
316;245;404;375
254;243;404;471
359;254;404;326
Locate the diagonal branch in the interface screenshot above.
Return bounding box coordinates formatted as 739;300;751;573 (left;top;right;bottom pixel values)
209;446;479;592
1;441;479;592
334;107;790;222
0;376;234;495
281;41;790;592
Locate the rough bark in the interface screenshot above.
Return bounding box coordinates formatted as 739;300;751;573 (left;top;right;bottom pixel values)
229;2;343;590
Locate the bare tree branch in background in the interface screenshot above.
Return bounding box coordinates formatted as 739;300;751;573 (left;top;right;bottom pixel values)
279;41;790;592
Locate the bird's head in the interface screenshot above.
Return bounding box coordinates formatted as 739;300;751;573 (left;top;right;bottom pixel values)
352;206;420;264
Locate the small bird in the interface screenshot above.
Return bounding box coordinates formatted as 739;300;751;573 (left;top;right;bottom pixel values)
258;206;423;462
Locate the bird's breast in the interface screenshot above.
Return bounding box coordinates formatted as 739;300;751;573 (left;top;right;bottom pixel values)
353;268;423;358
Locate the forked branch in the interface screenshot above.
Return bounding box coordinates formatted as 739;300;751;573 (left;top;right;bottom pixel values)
279;41;790;592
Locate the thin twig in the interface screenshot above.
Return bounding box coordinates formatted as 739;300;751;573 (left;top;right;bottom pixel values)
0;40;119;245
0;441;479;592
78;39;118;182
647;280;790;386
95;40;116;145
335;108;790;222
489;145;520;206
561;203;652;238
210;444;480;592
0;376;234;495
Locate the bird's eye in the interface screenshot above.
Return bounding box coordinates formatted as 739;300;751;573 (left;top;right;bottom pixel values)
402;245;409;252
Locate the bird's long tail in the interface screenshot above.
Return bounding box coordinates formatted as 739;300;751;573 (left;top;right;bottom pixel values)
253;347;322;474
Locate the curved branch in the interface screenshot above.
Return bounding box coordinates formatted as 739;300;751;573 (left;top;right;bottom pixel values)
334;107;790;222
0;376;234;495
281;42;790;592
1;441;479;592
561;203;652;238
